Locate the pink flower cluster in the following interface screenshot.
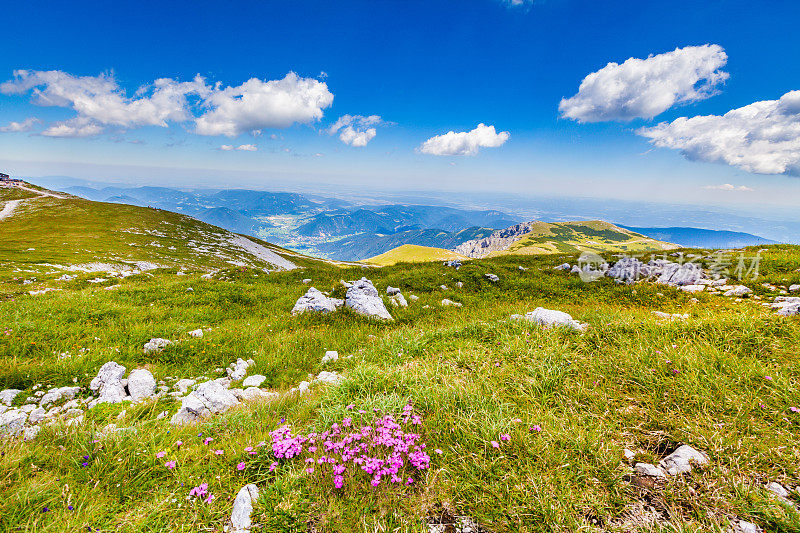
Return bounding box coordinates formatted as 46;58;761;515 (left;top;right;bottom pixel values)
268;403;431;488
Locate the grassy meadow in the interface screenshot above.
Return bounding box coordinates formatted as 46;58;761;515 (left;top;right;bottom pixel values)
1;241;799;532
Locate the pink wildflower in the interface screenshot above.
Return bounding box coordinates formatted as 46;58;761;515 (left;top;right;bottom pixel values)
490;440;500;448
203;437;213;445
530;424;542;432
165;460;176;470
156;451;166;459
765;376;773;381
214;449;224;455
268;462;278;472
500;433;511;442
434;449;443;455
236;462;246;471
175;440;183;447
790;406;799;413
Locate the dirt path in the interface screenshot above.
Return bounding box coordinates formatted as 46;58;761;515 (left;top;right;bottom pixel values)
0;199;23;221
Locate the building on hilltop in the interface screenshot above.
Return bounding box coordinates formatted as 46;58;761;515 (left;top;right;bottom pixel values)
0;172;23;185
0;172;10;180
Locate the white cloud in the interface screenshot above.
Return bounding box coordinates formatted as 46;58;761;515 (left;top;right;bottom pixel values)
195;73;333;137
638;90;800;175
1;70;333;139
559;44;728;123
41;117;104;137
220;144;257;151
703;184;754;192
0;117;40;132
327;114;381;147
505;0;534;6
419;123;509;156
0;70;207;137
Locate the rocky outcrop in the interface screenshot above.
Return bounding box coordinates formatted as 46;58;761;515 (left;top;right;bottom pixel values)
0;389;21;406
659;445;708;475
454;222;536;258
242;375;266;387
227;358;255;381
345;278;393;320
291;287;343;315
39;386;80;407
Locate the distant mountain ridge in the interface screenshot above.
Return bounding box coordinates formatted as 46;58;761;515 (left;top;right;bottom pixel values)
454;220;678;258
619;225;778;248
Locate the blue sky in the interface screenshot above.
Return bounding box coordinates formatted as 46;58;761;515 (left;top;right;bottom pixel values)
2;0;800;208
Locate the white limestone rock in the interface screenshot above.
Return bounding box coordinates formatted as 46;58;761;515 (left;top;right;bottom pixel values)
230;483;260;533
345;278;393;320
39;386;81;407
144;338;172;354
441;299;462;307
485;273;499;283
127;369;157;402
227;358;254;381
89;362;127;406
554;263;570;271
189;329;204;338
0;409;27;436
170;378;239;425
656;262;706;286
766;481;790;499
724;285;752;297
242;375;266;388
386;286;400;295
389;293;408;307
291;287;343;315
240;387;278;402
516;307;587;332
23;425;41;441
174;379;196;393
659;444;709;475
789;284;800;293
634;463;666;478
321;351;339;365
0;389;21;406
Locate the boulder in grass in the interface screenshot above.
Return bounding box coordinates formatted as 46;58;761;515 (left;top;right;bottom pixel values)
515;307;587;332
242;374;266;388
389;293;408;307
658;444;709;475
230;484;260;533
0;389;22;406
634;463;666;478
0;409;27;436
345;278;393;321
723;285;752;297
553;263;570;271
170;378;239;425
441;299;462;308
189;329;204;338
485;273;500;283
127;369;156;402
39;386;81;407
89;362;128;406
291;287;343;315
144;338;172;354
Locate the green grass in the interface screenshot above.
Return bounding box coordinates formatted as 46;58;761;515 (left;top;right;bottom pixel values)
363;244;469;266
0;190;799;532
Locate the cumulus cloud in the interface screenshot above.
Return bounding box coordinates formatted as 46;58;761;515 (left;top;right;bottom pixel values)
327;114;381;147
703;184;754;192
0;70;207;137
195;73;333;137
0;117;40;132
559;44;728;123
638;90;800;175
1;69;333;139
419;123;509;156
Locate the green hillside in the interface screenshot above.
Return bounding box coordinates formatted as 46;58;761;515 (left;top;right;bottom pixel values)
363;244;470;266
0;190;799;532
499;220;679;256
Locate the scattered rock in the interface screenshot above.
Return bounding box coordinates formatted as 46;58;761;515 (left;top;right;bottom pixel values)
455;281;464;288
733;520;762;533
170;378;240;425
513;307;587;332
23;425;41;440
144;338;172;354
0;389;21;406
0;410;27;436
89;362;128;406
242;375;267;388
658;444;708;475
386;286;400;295
724;285;752;297
230;484;260;533
302;278;312;284
127;369;157;402
652;311;689;320
345;278;393;320
681;284;706;293
656;262;706;286
189;329;204;338
321;351;339;365
766;481;790;499
409;295;419;301
554;263;570;271
291;287;343;315
634;463;666;478
789;284;800;293
485;273;499;283
240;387;278;402
389;292;408;307
227;358;255;381
174;379;196;393
441;299;462;307
39;386;80;407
